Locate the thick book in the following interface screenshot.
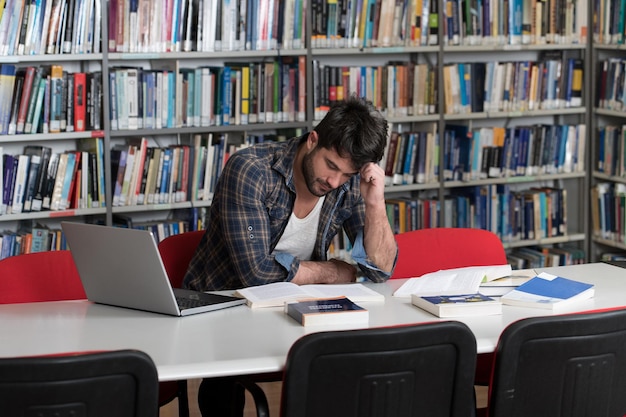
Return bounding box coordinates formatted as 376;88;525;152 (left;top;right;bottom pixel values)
500;272;595;310
233;282;385;308
412;293;502;317
73;72;87;131
285;296;369;326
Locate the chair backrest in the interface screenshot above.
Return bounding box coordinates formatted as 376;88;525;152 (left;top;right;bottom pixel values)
0;250;86;303
157;230;205;289
487;309;626;417
0;349;159;417
392;227;508;278
280;321;477;417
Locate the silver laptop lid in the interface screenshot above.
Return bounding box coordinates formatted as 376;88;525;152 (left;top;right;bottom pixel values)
62;221;184;316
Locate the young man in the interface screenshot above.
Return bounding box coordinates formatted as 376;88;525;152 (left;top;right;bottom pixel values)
184;95;398;416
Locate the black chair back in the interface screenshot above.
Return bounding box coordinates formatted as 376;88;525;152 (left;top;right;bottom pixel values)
280;321;477;417
488;308;626;417
0;349;159;417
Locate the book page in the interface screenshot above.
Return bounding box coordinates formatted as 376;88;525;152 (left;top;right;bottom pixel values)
234;282;385;307
479;268;537;287
234;282;308;305
302;284;385;302
393;264;512;297
393;270;485;297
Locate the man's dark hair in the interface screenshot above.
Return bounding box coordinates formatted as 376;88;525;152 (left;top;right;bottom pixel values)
313;95;388;169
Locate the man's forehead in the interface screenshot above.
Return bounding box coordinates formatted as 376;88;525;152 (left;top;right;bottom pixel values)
319;147;360;173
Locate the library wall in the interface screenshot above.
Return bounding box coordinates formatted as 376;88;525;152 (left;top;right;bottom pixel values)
0;0;623;265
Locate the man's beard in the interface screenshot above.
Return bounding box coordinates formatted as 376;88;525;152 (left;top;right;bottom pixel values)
302;151;331;197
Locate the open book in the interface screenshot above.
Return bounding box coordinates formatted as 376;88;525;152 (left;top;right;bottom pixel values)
478;268;536;296
393;264;513;297
234;282;385;308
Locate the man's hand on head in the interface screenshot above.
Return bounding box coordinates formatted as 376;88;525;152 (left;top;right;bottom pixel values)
359;162;386;206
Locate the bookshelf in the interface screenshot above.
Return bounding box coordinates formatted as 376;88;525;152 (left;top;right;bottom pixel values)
589;39;626;261
0;0;613;266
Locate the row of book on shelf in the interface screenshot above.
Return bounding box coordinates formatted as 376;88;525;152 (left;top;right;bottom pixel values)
0;58;308;136
1;140;106;216
384;184;569;242
0;211;205;260
592;182;626;245
597;58;626;113
109;0;307;53
0;64;102;135
310;0;439;48
442;0;588;46
313;61;438;120
593;0;626;45
312;54;584;121
109;134;240;208
0;223;70;260
507;244;585;269
595;124;626;177
0;57;591;139
442;123;586;180
310;0;588;48
110;57;306;131
0;0;101;56
2;0;623;60
381;122;586;187
442;54;584;115
0;131;257;217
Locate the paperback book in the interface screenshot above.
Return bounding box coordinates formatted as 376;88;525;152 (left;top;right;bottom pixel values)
500;272;595;310
285;296;369;326
412;293;502;317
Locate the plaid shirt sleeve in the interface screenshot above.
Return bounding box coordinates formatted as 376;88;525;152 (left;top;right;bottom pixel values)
214;152;294;286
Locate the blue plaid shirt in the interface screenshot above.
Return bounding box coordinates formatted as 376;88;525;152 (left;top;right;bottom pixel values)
183;135;395;291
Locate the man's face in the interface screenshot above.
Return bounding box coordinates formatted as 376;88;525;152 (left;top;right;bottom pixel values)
302;146;359;197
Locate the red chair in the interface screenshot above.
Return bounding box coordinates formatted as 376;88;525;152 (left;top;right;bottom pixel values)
158;230;205;289
0;250;86;303
392;227;508;279
0;249;191;417
391;227;508;387
157;230;205;417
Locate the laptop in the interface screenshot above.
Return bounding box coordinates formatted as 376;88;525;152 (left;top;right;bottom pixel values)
61;222;246;316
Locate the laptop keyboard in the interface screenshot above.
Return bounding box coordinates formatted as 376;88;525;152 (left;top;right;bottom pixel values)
176;296;213;310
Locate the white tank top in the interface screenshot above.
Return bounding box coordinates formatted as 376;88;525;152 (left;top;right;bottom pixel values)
272;196;325;261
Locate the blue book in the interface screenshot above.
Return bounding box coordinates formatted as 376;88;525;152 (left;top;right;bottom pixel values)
501;272;595;310
508;0;522;44
412;293;502;317
108;70;118;130
143;71;156;129
59;151;76;210
222;66;231;125
286;297;369;326
159;148;173;204
0;64;16;135
167;71;176;127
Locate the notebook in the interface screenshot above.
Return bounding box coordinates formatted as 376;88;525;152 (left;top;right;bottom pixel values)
61;222;246;316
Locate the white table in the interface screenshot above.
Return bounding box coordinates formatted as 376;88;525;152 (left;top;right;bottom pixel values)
1;263;625;382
